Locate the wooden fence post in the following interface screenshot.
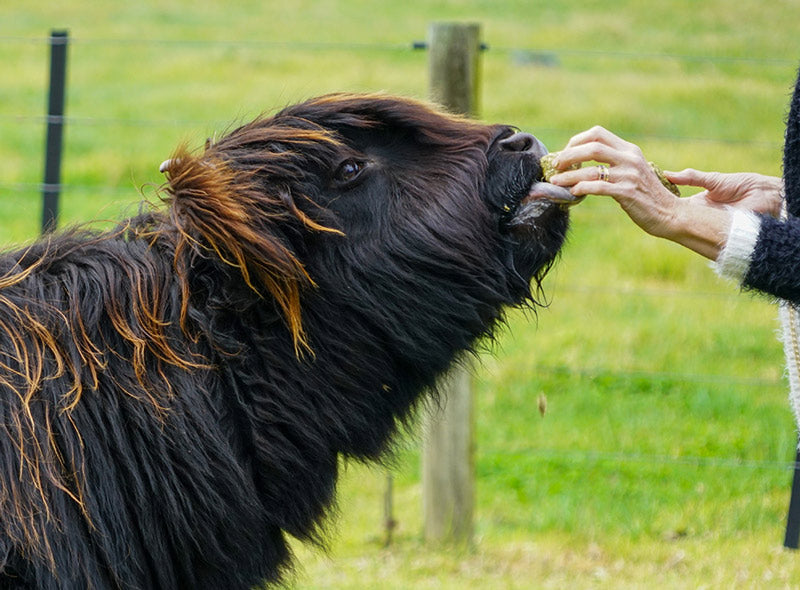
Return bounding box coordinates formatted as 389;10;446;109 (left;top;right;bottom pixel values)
421;21;482;545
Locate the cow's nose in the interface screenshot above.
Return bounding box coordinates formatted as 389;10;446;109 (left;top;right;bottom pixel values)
498;132;546;156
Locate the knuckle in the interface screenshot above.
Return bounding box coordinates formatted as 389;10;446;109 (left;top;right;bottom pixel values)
629;144;644;158
589;125;606;138
615;168;634;184
619;180;637;197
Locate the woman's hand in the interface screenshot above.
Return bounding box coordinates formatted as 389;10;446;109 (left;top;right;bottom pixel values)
546;125;773;260
548;126;685;239
666;169;783;217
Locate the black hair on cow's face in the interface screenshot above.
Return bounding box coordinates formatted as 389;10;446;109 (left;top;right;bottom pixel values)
177;92;572;457
0;93;571;589
200;94;571;334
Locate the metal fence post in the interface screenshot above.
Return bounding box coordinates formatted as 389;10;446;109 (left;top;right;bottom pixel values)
41;29;69;234
784;442;800;549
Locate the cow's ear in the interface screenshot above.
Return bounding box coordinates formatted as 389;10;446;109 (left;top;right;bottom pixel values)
161;146;316;356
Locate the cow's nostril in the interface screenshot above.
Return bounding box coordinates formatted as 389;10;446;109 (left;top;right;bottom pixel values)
499;132;536;152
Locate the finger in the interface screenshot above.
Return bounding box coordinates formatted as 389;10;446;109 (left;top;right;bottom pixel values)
569;180;616;198
556;142;627;169
664;168;719;189
564;125;635;151
551;164;611;187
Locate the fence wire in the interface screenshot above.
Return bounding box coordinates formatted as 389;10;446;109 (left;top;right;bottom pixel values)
1;36;789;151
482;447;797;471
1;34;796;66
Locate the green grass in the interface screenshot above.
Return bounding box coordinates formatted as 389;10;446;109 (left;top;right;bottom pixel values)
4;0;800;587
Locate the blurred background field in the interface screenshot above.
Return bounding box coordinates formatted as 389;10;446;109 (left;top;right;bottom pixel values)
3;1;800;587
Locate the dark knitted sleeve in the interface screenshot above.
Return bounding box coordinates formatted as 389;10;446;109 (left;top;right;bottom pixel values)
784;67;800;218
745;65;800;301
743;214;800;303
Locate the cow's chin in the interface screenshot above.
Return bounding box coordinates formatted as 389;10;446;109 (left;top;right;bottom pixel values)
506;196;569;251
499;185;571;297
501;179;575;236
510;181;582;225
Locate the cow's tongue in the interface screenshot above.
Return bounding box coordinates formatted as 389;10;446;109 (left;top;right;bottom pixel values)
525;181;584;206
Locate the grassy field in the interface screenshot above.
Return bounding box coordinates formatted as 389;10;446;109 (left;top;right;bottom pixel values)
3;1;800;587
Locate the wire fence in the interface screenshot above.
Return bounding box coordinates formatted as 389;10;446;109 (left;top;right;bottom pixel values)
1;33;796;477
483;447;798;471
3;33;797;64
2;35;791;128
0;40;791;301
0;36;788;206
2;35;791;242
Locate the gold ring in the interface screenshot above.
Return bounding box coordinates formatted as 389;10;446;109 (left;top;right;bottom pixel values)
597;164;610;182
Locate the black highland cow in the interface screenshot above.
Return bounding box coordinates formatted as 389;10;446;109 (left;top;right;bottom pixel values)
0;94;576;589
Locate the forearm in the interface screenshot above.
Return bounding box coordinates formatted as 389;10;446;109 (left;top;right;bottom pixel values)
661;174;783;260
666;198;734;260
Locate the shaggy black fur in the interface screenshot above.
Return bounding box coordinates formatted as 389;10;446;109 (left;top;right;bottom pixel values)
0;94;569;589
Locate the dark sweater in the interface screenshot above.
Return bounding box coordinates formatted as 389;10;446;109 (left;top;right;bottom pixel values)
737;68;800;302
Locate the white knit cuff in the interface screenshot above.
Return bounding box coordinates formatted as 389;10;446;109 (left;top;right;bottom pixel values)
714;209;761;283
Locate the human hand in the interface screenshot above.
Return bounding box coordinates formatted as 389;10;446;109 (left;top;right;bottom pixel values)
666;169;783;217
547;126;738;260
548;126;683;239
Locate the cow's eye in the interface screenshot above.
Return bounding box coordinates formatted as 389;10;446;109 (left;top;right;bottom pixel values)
333;159;365;187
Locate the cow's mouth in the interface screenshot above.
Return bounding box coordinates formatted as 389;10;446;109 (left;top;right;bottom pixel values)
488;129;583;232
504;177;583;233
521;178;583;210
527;179;583;206
486;135;574;295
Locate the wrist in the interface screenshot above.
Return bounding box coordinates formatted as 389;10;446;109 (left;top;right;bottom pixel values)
715;209;761;282
667;198;733;260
